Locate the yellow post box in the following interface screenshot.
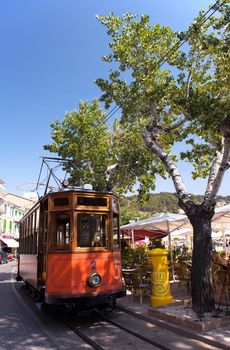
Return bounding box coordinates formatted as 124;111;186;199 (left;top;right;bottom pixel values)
148;248;173;307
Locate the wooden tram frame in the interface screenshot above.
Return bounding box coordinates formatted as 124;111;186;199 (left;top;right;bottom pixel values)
17;188;126;310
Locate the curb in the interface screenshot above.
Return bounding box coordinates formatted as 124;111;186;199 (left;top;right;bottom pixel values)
117;303;229;350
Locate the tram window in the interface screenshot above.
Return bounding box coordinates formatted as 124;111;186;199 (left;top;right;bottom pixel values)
30;234;33;254
32;212;36;233
51;212;71;246
53;197;69;207
113;213;120;248
33;232;37;254
77;197;107;207
44;212;48;244
36;208;40;231
77;213;108;248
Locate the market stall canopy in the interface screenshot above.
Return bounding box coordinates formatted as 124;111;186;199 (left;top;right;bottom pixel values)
212;204;230;231
169;228;193;238
120;212;190;241
120;228;166;241
0;238;19;248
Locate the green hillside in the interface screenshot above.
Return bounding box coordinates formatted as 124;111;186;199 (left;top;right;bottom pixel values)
120;192;230;225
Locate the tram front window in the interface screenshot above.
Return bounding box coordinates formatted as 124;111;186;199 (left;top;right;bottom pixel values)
52;212;71;246
77;213;108;248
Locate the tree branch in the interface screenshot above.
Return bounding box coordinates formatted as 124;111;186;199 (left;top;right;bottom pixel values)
166;115;188;132
149;101;159;126
143;128;193;210
204;115;230;204
166;71;192;132
204;136;230;204
186;71;192;100
105;163;118;182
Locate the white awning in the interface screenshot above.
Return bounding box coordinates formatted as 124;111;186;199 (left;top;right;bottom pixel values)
0;238;19;248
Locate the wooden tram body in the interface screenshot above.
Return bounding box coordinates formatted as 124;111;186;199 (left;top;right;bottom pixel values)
18;189;125;309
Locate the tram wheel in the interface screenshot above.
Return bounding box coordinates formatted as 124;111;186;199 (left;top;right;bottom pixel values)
98;299;116;312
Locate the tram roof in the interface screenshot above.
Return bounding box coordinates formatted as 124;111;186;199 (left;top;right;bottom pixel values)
40;187;116;198
20;187;117;221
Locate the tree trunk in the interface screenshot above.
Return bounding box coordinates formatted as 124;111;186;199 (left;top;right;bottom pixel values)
189;205;215;315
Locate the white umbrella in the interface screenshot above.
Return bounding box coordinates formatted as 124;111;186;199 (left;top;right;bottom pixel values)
212;204;230;230
121;212;189;235
121;213;191;269
212;205;230;255
167;227;193;238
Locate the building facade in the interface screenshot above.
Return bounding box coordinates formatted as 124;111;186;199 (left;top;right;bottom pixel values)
0;179;36;251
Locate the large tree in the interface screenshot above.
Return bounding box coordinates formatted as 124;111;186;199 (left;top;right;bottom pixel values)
94;3;229;315
45;2;229;315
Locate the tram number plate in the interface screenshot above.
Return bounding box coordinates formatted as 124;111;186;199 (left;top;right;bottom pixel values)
91;260;96;271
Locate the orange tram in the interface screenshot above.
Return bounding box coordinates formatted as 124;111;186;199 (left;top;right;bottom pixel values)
17;189;126;310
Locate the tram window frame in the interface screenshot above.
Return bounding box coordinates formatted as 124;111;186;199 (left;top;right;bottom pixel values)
112;213;120;249
53;197;69;207
43;212;48;245
50;211;72;248
77;196;107;207
49;194;71;211
75;195;109;211
27;217;30;253
25;216;29;254
76;212;109;248
33;231;37;254
31;211;35;254
29;214;32;254
25;218;28;253
33;208;39;254
36;208;40;232
22;222;25;254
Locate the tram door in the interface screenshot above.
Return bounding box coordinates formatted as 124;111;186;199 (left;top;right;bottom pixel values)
37;200;48;287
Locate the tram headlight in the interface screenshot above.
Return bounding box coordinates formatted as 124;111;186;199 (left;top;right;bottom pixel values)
87;272;102;287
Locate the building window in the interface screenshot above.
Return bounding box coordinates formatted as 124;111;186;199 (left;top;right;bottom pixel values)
3;219;7;233
14;223;18;236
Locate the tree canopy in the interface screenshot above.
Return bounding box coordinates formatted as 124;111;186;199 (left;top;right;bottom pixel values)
94;2;229;203
44;99;111;190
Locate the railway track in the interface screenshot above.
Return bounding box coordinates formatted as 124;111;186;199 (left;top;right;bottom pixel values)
57;308;165;350
56;307;222;350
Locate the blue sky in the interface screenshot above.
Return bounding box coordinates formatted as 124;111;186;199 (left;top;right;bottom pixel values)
0;0;229;196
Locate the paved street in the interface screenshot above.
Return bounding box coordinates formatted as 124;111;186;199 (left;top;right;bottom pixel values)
0;261;91;350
